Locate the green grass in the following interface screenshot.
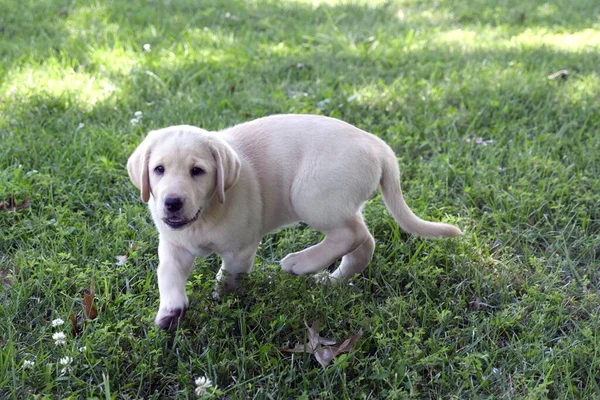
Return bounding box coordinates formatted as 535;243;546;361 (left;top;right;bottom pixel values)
1;0;599;398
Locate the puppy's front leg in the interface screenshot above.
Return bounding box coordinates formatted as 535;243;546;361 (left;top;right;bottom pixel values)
215;245;258;293
155;239;196;329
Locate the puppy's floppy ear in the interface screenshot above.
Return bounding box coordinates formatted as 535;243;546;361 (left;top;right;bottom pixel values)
127;133;154;203
209;138;241;204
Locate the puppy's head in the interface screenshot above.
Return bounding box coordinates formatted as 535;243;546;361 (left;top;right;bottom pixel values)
127;125;241;229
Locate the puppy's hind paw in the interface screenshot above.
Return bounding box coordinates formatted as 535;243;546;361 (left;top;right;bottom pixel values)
154;307;186;330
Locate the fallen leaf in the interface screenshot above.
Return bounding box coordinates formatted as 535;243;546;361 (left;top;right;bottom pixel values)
0;265;18;289
306;321;337;347
70;312;83;337
547;69;569;80
0;270;12;289
82;283;98;320
281;322;363;367
0;196;31;212
312;328;364;367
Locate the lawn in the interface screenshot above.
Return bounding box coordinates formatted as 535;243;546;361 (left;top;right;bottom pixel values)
1;0;599;398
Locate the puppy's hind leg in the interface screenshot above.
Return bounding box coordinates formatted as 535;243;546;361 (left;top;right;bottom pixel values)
281;215;371;276
216;244;258;293
329;233;375;282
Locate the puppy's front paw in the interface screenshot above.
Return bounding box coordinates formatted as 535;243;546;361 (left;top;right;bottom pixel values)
280;253;300;275
215;269;242;293
155;307;187;329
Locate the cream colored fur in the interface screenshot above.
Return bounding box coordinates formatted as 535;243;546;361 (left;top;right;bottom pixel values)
127;114;462;328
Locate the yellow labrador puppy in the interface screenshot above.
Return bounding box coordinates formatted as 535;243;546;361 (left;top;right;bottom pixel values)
127;114;461;328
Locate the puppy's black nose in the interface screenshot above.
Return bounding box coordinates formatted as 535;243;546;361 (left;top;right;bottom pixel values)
164;197;183;212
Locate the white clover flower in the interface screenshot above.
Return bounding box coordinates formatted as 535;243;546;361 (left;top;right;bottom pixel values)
59;356;73;365
52;332;66;345
79;346;87;353
194;376;213;397
59;356;73;375
134;111;143;118
52;318;64;327
143;44;151;52
130;118;139;126
23;360;35;369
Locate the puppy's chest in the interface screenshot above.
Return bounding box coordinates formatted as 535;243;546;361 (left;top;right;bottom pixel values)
192;244;214;257
161;228;215;257
178;236;215;257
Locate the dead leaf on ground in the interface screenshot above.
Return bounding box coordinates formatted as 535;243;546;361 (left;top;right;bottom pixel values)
1;270;13;289
0;196;31;212
281;321;364;367
0;265;18;289
82;283;98;320
547;69;569;80
70;312;83;337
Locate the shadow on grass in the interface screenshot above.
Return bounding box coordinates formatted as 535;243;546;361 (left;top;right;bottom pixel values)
1;0;599;76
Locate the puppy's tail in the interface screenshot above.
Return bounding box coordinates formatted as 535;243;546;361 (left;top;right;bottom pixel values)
379;147;462;238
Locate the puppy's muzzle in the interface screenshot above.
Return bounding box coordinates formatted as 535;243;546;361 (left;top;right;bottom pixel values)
163;202;202;229
164;196;184;212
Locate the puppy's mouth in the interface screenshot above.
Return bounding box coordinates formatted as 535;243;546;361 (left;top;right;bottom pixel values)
163;209;201;229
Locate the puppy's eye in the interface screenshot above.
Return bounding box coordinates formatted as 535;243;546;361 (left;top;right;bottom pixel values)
154;165;165;175
191;167;205;177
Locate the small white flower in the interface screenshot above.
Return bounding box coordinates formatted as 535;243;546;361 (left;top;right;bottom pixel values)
79;346;87;353
52;318;64;327
223;12;240;21
473;137;493;146
59;356;73;366
194;376;213;396
59;357;73;374
23;360;35;369
130;118;139;126
143;43;151;52
52;332;66;345
115;255;128;266
134;111;143;118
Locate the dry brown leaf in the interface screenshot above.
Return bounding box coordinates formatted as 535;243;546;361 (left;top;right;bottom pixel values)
0;196;31;212
307;321;337;347
0;270;12;289
82;283;98;320
0;265;18;289
70;312;83;337
314;346;336;368
281;322;363;367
